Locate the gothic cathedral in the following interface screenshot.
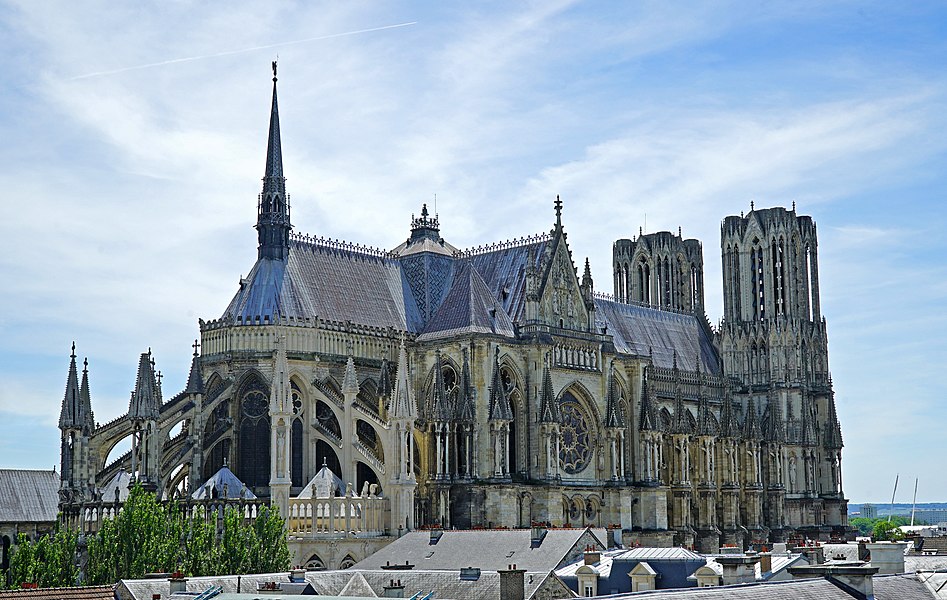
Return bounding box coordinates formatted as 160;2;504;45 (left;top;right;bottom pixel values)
58;70;847;558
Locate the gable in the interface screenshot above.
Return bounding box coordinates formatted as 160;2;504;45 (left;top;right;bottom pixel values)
538;237;589;330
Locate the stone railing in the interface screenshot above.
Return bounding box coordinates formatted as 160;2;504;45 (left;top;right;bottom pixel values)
286;495;389;538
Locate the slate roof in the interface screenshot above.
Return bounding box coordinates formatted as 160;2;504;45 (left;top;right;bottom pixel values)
353;527;605;573
417;261;516;340
0;586;114;600
557;547;707;594
465;240;548;323
117;569;564;600
191;465;256;499
595;298;720;373
222;244;423;331
0;469;59;523
223;224;718;373
602;572;934;598
100;469;131;503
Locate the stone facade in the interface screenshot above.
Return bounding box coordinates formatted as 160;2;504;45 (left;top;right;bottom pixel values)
57;71;848;557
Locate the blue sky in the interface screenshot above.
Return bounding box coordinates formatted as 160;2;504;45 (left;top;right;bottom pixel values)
0;1;945;503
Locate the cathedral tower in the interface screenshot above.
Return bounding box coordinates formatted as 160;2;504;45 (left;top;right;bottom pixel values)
613;230;704;312
719;205;846;539
256;61;292;260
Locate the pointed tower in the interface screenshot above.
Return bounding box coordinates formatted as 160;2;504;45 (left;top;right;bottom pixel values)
341;353;359;488
537;353;560;480
184;340;207;496
487;347;512;478
454;347;476;479
58;344;82;501
129;350;162;491
269;336;292;517
429;350;452;480
603;363;625;480
256;61;292;261
387;336;417;532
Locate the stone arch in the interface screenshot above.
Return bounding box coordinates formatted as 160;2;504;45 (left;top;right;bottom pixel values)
338;555;357;570
355;461;383;497
585;495;601;526
289;377;310;488
1;534;11;573
235;371;270;489
499;356;526;476
659;407;673;433
305;554;326;570
356;419;385;464
558;384;600;476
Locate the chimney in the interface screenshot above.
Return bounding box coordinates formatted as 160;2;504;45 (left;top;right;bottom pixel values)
530;524;547;547
383;579;405;598
866;541;908;574
499;564;526;600
169;574;187;594
716;554;761;585
583;545;602;565
759;552;772;574
789;564;878;598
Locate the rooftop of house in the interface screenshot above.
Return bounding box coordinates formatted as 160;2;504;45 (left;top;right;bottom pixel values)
0;469;60;524
352;527;606;573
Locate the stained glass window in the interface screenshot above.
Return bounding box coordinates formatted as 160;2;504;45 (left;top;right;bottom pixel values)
559;392;592;474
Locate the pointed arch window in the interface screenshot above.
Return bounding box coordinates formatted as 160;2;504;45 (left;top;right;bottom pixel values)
559;392;593;474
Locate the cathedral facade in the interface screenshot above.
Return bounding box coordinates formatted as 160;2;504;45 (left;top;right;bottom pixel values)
57;71;847;558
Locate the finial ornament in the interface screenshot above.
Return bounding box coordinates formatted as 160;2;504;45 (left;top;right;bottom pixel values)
554;195;563;226
71;341;76;359
272;59;278;81
750;200;755;211
792;200;796;211
192;339;200;357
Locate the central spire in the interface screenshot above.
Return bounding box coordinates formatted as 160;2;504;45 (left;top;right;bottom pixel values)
256;60;292;260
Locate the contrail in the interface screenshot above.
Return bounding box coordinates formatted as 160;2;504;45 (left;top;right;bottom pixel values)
68;21;417;81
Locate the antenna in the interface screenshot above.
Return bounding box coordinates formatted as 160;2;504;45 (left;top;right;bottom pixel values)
911;478;919;527
888;473;899;523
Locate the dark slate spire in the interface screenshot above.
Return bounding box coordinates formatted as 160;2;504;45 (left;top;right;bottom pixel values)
604;363;624;429
538;354;559;424
455;348;476;423
59;342;80;430
256;61;292;260
763;388;786;443
800;391;817;446
431;350;451;422
390;336;417;420
824;394;843;449
719;390;737;438
743;396;762;440
638;370;657;432
129;351;160;420
378;356;392;399
488;347;513;422
696;389;716;437
79;357;95;434
185;339;204;395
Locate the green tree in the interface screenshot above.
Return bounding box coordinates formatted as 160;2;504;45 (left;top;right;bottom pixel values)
4;484;291;588
872;519;905;541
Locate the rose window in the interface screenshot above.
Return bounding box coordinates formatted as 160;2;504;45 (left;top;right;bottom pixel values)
559;394;592;474
242;390;268;420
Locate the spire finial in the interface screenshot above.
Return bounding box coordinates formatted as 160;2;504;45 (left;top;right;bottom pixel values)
554;195;562;226
750;200;755;211
272;59;278;82
83;357;88;372
792;200;796;211
71;341;76;359
192;339;200;357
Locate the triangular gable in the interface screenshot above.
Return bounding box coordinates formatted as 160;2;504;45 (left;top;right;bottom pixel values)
538;233;590;330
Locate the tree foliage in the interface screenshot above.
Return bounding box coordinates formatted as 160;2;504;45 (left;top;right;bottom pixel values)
4;485;290;589
849;515;918;537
